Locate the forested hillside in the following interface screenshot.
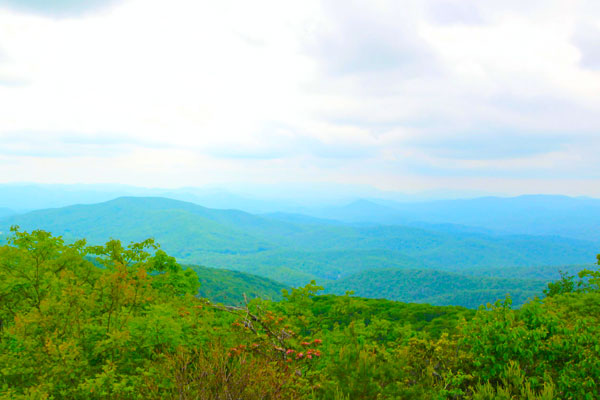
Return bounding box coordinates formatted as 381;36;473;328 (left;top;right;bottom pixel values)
461;263;594;280
191;265;288;304
0;196;596;307
325;268;547;308
1;229;599;399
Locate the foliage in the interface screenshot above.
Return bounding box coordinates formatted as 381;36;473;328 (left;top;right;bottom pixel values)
1;229;599;399
544;260;600;297
190;264;288;305
325;268;546;308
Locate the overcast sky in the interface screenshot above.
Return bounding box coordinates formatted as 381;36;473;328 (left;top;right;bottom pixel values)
0;0;599;196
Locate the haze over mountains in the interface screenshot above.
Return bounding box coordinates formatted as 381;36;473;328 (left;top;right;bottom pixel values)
0;183;494;214
1;188;598;308
312;196;600;242
0;208;14;218
2;183;600;241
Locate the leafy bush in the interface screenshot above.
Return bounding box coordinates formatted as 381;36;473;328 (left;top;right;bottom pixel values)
1;228;599;399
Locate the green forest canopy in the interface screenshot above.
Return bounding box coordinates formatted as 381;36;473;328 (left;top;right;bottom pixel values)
1;228;599;399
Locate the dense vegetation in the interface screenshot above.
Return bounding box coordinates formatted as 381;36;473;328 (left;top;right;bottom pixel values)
191;264;288;304
325;268;547;308
1;228;599;398
1;196;595;307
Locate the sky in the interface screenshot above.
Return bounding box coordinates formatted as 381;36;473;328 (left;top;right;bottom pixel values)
0;0;599;197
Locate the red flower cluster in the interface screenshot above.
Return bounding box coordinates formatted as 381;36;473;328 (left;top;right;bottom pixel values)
297;348;322;359
306;348;321;358
284;339;323;360
286;346;322;360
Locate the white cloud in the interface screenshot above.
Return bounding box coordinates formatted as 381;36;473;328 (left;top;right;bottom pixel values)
0;0;599;196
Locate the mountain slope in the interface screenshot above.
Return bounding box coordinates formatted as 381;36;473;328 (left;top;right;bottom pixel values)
1;196;597;290
191;265;288;305
0;196;285;252
325;268;547;308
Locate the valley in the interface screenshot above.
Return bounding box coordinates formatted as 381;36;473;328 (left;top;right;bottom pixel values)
2;195;597;308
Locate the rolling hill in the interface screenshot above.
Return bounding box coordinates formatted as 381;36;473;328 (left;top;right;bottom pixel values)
3;183;599;243
325;268;547;308
1;196;597;305
191;265;288;305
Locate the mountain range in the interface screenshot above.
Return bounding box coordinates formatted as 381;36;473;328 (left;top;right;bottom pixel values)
2;183;600;242
306;196;600;242
1;195;597;308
